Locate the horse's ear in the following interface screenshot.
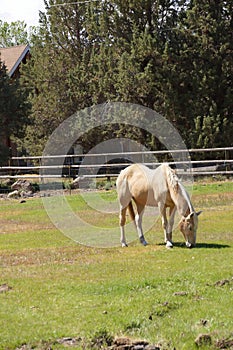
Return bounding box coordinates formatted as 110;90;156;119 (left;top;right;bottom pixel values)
196;211;202;216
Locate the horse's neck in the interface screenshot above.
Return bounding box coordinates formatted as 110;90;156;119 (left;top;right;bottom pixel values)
164;164;193;216
176;182;194;217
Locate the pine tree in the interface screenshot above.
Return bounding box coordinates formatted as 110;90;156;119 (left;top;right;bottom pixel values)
162;0;233;148
22;0;233;155
189;0;233;148
0;60;29;163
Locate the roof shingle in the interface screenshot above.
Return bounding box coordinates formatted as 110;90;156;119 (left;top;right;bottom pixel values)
0;44;30;77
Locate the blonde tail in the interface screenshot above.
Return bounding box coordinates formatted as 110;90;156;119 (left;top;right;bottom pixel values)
127;201;135;222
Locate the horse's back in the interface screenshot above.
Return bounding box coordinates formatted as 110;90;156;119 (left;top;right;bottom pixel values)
116;164;169;206
116;164;151;189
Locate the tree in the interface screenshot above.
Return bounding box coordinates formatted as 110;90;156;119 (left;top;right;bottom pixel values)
22;0;233;156
0;20;28;47
189;0;233;148
0;60;30;164
22;0;114;155
161;0;233;148
23;0;182;154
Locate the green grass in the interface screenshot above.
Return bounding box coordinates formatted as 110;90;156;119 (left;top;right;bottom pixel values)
192;181;233;195
0;181;233;349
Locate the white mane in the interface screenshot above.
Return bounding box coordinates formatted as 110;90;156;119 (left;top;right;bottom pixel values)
164;164;193;214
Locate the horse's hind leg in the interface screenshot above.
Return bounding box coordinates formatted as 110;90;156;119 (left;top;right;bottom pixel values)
135;202;148;246
117;178;132;247
119;206;128;247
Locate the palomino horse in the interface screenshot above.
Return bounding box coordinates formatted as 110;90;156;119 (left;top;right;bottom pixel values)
116;163;201;248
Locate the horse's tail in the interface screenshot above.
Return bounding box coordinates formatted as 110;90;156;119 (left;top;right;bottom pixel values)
127;201;135;222
116;168;135;222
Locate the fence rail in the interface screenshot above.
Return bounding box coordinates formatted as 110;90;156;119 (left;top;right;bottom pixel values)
0;147;232;180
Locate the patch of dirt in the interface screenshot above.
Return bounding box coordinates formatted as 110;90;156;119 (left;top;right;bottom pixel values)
215;338;233;349
195;333;212;347
102;337;160;349
16;338;82;350
57;337;82;347
15;337;161;350
0;283;12;293
0;220;53;234
0;188;71;201
0;246;106;269
214;279;231;287
15;335;233;350
173;291;188;296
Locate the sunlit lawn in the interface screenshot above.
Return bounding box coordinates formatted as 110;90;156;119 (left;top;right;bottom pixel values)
0;181;233;349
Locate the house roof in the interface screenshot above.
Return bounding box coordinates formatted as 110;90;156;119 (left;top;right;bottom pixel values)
0;44;30;77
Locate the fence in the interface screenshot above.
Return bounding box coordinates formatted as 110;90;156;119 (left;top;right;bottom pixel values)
0;146;233;180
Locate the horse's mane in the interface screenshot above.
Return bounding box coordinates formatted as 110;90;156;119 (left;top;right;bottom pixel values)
164;164;193;214
164;164;179;194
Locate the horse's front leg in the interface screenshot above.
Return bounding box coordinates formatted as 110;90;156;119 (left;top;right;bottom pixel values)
167;206;176;244
159;203;172;248
135;203;148;246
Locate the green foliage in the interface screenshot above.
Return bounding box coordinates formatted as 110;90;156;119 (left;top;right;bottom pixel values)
19;0;233;154
183;0;233;148
0;60;30;163
0;20;28;47
195;114;229;148
90;328;113;348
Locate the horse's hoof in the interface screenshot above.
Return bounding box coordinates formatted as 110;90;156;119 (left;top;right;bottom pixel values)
121;243;128;247
166;241;173;249
140;237;148;246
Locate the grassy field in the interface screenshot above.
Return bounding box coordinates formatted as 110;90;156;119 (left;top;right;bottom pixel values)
0;181;233;349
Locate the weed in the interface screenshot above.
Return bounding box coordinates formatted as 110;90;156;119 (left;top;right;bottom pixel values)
124;319;142;332
90;328;113;348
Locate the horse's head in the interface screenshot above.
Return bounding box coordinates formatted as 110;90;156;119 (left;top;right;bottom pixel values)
179;211;202;248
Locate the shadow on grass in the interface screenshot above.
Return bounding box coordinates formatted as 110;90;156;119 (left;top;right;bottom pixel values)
158;242;230;249
173;242;230;249
195;242;230;249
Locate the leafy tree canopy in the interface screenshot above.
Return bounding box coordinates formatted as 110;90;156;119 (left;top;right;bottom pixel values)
21;0;233;155
0;20;29;47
